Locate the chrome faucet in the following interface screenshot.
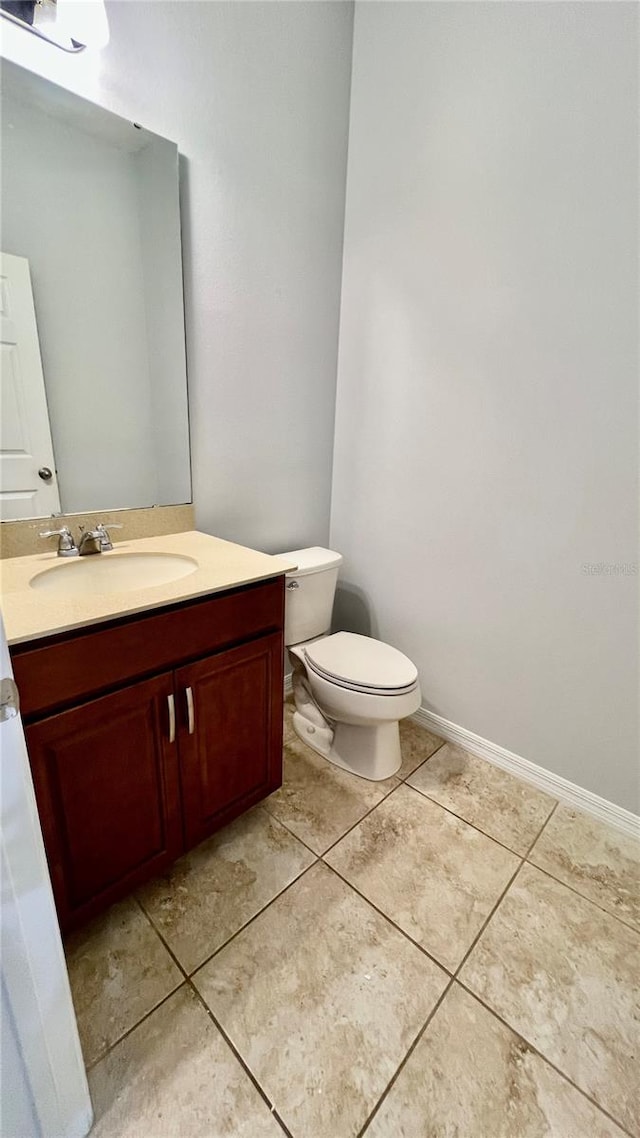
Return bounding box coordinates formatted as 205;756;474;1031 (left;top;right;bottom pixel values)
39;526;78;558
77;522;121;556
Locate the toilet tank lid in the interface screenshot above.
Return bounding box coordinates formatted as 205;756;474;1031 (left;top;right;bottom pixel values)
277;547;342;577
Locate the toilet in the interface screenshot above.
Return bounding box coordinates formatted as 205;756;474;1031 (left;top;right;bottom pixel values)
278;547;421;781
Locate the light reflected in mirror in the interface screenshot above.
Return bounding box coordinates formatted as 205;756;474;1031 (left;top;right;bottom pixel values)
0;60;191;521
0;0;109;53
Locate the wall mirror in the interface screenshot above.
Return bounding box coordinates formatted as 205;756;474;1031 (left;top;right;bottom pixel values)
0;59;192;521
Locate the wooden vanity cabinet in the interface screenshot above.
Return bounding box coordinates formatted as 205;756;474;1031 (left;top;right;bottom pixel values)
177;633;283;849
24;673;183;930
11;577;285;931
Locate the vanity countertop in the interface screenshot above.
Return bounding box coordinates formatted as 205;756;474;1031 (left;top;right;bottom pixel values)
0;530;297;646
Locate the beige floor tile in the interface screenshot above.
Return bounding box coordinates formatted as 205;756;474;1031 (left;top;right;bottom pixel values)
365;983;627;1138
408;742;556;854
65;897;182;1067
88;986;284;1138
137;806;315;974
529;805;640;930
326;784;519;971
194;862;448;1138
460;863;640;1134
264;736;398;854
397;718;444;778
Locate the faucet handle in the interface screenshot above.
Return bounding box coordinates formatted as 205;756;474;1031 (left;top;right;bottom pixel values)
95;522;122;551
39;526;78;558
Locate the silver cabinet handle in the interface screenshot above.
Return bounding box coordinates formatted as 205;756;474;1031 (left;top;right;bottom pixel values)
167;693;176;743
185;686;195;735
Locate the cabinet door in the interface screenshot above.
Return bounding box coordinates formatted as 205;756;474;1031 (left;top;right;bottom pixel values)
176;632;283;848
25;673;182;931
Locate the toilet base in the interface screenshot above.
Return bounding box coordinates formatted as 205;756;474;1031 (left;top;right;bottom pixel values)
293;710;401;782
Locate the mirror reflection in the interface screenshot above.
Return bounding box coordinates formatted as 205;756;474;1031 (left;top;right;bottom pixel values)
0;0;110;52
0;60;191;521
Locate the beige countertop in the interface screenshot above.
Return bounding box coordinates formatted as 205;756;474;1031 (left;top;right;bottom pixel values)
0;530;296;646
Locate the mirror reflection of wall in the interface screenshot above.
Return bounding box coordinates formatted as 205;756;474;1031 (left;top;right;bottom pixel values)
0;61;191;520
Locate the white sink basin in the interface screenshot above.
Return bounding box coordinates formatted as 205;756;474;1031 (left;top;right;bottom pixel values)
30;551;199;596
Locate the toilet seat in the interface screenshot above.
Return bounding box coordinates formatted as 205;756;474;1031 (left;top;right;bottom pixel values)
304;632;418;696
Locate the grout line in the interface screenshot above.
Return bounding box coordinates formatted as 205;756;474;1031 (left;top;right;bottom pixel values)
396;737;446;782
83;721;635;1137
411;709;640;842
279;725;566;985
522;797;560;856
140;839;447;1138
133;805;320;976
282;719;560;867
78;896;193;1073
320;860;453;977
187;978;294;1138
514;801;555;860
453;857;527;980
83;980;188;1073
524;798;640;933
317;777;403;859
259;798;324;859
520;858;640;936
455;980;637;1138
277;721;406;860
83;897;193;1070
404;776;557;860
398;738;447;781
134;894;191;979
276;724;402;858
355;977;456;1138
182;860;320;978
138;843;443;1138
92;900;294;1136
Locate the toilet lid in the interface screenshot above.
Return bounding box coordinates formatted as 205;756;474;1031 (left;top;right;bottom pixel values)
304;632;418;693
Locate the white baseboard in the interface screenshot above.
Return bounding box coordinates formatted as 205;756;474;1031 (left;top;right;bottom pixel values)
284;670;637;838
412;706;639;840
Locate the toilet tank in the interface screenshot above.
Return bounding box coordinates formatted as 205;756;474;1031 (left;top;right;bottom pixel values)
277;547;343;646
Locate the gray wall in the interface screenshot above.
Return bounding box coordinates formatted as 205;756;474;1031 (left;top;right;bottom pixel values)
103;0;353;552
331;2;639;809
2;0;353;550
4;2;637;809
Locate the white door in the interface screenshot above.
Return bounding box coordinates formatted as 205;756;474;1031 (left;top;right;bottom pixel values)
0;615;92;1138
0;252;61;520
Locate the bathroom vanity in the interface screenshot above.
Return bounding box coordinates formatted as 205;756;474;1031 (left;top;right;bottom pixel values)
0;65;298;934
3;531;294;932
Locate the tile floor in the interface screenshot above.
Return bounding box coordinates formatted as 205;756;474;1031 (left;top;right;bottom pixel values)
66;703;640;1138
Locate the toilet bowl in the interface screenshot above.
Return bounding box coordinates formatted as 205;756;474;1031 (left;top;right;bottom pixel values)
278;547;421;781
